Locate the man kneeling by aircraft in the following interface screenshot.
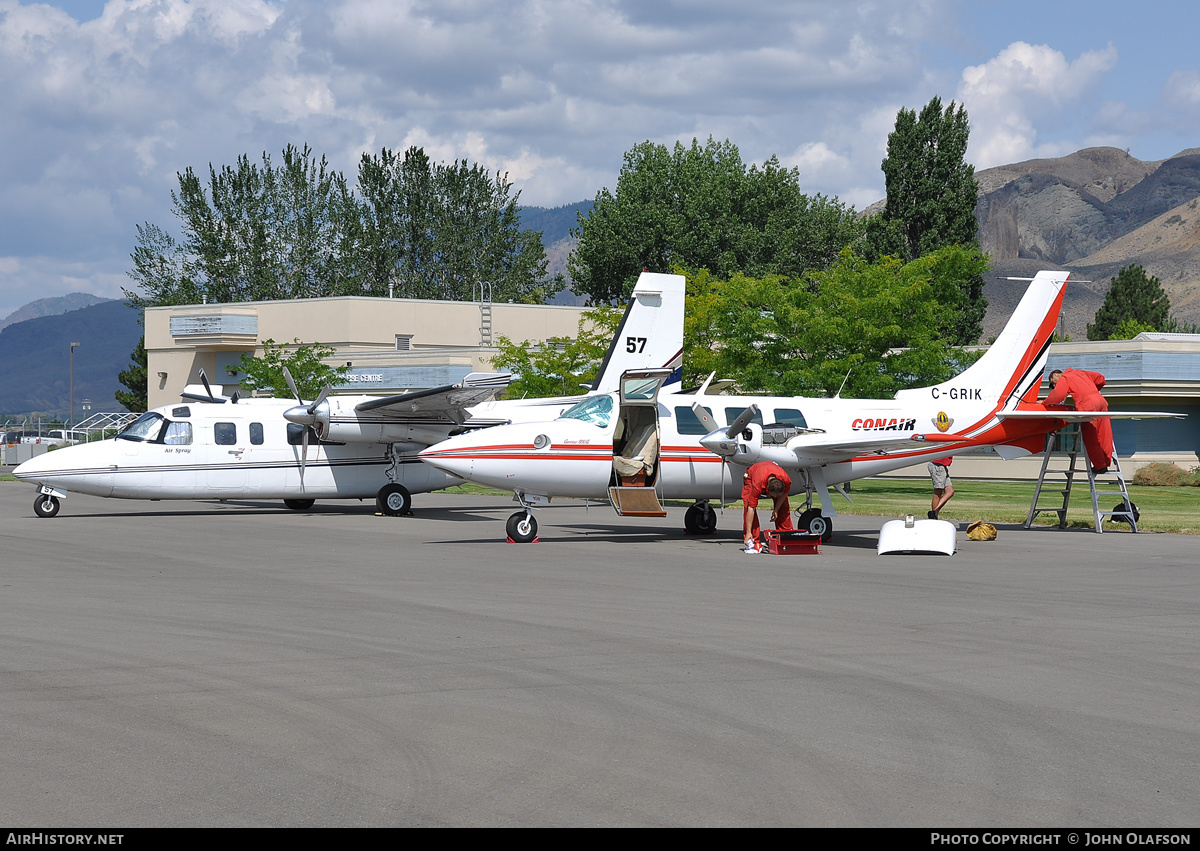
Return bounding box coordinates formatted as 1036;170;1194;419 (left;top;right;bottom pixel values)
742;461;793;554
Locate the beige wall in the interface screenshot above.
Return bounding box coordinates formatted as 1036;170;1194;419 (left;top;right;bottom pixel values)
145;296;589;408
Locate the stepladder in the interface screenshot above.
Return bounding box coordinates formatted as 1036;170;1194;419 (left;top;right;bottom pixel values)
1024;426;1139;533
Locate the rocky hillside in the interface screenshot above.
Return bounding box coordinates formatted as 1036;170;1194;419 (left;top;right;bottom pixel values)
974;147;1200;340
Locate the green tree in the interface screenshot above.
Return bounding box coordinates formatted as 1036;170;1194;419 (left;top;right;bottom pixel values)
873;96;986;345
684;246;988;398
490;307;622;397
1087;265;1171;341
569;137;863;304
126;144;558;308
115;336;148;412
238;339;351;400
355;147;557;303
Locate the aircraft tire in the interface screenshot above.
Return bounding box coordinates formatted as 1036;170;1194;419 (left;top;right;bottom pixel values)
798;508;833;543
33;494;60;518
684;503;718;535
284;498;315;511
506;511;538;543
377;483;412;516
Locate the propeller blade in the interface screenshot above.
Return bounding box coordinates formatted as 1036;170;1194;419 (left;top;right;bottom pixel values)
199;369;217;403
282;366;302;405
307;384;332;417
300;425;308;488
690;401;717;433
725;404;759;438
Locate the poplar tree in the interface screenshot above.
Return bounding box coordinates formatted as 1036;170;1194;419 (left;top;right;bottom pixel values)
873;96;986;345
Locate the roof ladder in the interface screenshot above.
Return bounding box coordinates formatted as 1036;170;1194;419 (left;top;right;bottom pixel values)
477;282;494;346
1024;426;1138;533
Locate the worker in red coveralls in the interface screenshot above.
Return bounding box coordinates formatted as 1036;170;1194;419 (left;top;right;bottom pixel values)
1042;369;1114;473
742;461;793;554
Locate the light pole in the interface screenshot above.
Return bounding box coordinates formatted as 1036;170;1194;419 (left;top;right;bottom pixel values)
69;341;80;428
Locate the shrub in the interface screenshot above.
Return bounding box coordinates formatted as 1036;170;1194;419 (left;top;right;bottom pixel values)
1132;462;1200;487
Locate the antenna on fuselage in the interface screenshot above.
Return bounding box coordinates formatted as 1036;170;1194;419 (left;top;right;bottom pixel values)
834;369;852;399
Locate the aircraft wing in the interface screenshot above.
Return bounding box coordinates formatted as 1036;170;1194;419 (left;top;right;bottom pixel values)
772;431;933;464
354;373;512;425
997;410;1185;420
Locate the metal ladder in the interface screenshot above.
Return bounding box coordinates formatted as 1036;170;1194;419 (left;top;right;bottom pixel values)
476;282;494;346
1024;427;1138;533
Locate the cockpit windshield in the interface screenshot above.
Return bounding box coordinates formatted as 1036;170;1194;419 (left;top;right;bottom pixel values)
116;412;166;442
558;394;614;428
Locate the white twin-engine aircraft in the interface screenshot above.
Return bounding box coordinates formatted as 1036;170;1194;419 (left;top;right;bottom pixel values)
14;272;686;518
418;270;1182;543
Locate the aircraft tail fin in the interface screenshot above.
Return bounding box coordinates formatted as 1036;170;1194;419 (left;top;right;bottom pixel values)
896;270;1069;408
592;272;685;394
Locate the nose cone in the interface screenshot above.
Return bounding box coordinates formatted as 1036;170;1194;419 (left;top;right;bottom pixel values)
418;434;478;479
12;439;116;496
13;448;60;481
283;404;315;426
699;429;738;457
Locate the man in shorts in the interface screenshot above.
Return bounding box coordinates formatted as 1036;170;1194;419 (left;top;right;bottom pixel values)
928;456;954;519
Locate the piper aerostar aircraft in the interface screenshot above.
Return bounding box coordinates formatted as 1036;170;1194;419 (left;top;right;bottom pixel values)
14;272;686;518
418;270;1182;543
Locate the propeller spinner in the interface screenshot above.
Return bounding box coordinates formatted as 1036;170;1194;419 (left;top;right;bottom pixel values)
696;402;758;457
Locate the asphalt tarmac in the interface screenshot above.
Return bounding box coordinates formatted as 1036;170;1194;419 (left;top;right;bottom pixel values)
1;481;1197;827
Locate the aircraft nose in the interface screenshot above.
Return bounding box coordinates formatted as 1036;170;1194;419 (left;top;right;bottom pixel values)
417;444;472;478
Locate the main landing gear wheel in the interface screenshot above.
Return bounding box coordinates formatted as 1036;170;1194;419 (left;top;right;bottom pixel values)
506;511;538;543
284;498;315;510
33;494;60;518
797;508;833;543
684;503;718;534
377;483;412;516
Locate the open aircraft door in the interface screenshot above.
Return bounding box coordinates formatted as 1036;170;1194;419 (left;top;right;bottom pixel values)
609;368;672;518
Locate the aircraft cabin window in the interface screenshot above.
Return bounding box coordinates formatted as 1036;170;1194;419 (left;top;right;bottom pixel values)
163;421;193;445
250;422;264;445
674;405;714;435
724;407;764;428
171;406;191;418
117;412;166;443
772;408;809;429
214;422;237;445
559;395;613;428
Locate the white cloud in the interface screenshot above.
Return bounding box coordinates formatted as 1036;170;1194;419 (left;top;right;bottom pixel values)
957;41;1118;168
14;0;1149;317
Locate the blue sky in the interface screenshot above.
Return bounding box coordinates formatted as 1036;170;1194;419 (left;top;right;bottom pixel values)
1;0;1197;317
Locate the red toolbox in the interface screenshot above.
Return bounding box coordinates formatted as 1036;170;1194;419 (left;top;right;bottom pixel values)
763;530;821;554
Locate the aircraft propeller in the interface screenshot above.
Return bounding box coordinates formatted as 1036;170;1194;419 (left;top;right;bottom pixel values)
696;402;758;458
281;366;333;487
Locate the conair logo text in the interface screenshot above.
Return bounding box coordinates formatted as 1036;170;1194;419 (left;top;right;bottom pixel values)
851;417;917;431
